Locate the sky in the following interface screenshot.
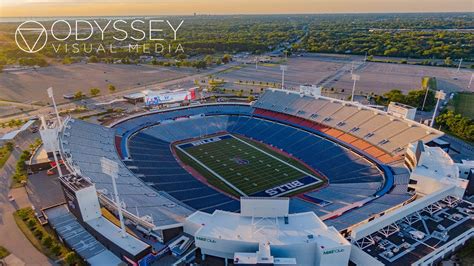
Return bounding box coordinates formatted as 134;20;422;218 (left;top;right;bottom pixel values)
1;0;473;17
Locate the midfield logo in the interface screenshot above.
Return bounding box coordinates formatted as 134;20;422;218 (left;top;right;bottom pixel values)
15;20;48;53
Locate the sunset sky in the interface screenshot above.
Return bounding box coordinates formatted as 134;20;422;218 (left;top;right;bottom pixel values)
1;0;473;17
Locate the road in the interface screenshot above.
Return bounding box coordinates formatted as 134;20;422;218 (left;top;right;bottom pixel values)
0;62;237;123
0;100;44;109
267;24;308;57
0;132;54;265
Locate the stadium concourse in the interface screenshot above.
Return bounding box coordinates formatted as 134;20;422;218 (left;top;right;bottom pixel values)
56;88;470;265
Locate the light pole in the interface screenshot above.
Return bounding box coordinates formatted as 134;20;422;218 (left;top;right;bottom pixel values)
280;65;287;89
422;87;430;111
430;90;446;128
47;87;62;129
255;56;258;70
101;157;127;238
351;74;360;102
457;58;463;73
39;116;63;177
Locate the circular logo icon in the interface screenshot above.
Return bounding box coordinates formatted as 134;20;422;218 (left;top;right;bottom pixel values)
15;20;48;53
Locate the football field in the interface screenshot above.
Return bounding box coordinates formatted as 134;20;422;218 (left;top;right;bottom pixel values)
176;134;322;197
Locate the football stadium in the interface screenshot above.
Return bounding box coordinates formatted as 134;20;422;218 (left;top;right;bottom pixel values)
51;88;473;265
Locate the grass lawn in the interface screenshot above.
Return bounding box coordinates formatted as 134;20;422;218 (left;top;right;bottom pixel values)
13;208;70;261
453;92;474;119
0;246;10;259
10;139;42;188
261;63;279;67
457;239;474;266
175;134;323;197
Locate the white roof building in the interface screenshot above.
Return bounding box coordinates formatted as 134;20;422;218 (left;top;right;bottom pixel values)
349;142;473;266
184;198;351;266
406;142;469;198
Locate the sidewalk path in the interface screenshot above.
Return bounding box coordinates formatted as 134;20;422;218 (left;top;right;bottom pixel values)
0;134;54;266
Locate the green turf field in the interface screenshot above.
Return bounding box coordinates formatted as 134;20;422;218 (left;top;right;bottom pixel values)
176;134;322;197
453;92;474;119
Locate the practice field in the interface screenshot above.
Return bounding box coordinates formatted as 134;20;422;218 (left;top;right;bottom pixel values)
176;134;323;197
453;92;474;119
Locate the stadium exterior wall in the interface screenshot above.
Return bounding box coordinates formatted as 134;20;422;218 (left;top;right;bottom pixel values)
196;237;351;266
185;209;351;265
349;245;384;266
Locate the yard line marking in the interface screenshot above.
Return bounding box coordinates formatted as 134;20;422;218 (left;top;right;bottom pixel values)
176;145;248;196
232;135;321;181
177;134;323;195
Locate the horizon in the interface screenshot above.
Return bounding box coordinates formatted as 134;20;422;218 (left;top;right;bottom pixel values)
1;0;473;18
0;11;473;20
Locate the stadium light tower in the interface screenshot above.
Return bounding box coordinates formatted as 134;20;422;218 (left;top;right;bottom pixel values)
280;65;287;89
430;90;446;128
351;74;360;102
47;87;62;129
101;157;127;238
39;116;63;177
468;73;473;90
422;88;430;111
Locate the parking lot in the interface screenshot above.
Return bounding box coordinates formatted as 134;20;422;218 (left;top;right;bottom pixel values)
216;56;474;97
0;63;195;105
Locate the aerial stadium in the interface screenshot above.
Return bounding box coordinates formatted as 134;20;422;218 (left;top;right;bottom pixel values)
51;87;473;265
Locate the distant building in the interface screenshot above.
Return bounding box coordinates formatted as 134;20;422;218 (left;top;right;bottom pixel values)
123;87;198;105
388;102;417;120
123;92;146;104
63;94;75;100
300;84;322;97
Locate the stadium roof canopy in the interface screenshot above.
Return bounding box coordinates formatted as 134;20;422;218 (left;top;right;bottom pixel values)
45;205;123;265
0;120;36;141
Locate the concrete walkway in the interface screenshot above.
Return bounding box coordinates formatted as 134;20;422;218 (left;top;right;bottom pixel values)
0;133;54;266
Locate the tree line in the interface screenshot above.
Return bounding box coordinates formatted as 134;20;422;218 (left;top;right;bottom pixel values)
436;110;474;142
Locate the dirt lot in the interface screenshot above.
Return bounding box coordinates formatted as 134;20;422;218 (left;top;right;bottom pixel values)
0;63;196;104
